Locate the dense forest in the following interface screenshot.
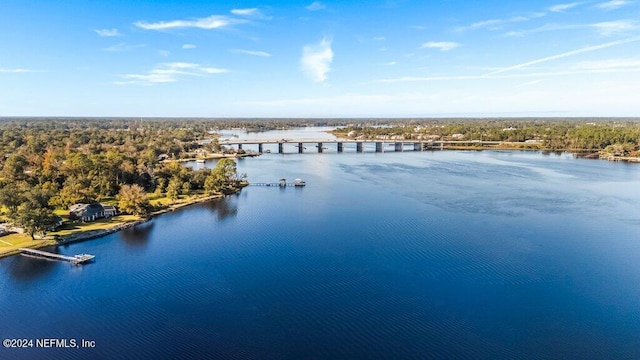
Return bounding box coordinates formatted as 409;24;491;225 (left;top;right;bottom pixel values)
0;118;247;238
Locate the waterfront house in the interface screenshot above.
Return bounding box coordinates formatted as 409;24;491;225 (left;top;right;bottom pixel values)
69;203;105;222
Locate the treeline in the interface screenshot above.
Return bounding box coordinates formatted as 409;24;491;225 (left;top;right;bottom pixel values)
335;119;640;152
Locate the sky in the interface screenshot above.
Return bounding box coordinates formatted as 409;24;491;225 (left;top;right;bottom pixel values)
1;0;640;117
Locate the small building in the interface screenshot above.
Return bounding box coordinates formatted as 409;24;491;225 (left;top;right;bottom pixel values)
279;178;287;187
294;178;306;187
101;204;118;217
69;203;105;222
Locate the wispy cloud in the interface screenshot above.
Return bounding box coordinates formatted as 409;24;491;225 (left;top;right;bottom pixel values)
135;15;245;30
103;43;146;52
115;62;228;86
373;36;386;41
376;68;640;83
0;68;36;73
306;1;326;11
484;36;640;76
505;20;637;37
94;28;122;37
375;37;640;83
596;0;631;10
182;44;196;49
593;20;638;35
230;49;271;57
231;8;258;16
458;12;546;31
573;58;640;70
421;41;460;51
301;37;333;83
549;2;581;12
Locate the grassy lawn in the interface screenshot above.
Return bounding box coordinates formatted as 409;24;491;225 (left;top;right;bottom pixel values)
0;233;56;257
50;215;142;237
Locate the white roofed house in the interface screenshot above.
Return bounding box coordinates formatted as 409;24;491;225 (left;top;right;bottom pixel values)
102;204;118;217
69;203;105;222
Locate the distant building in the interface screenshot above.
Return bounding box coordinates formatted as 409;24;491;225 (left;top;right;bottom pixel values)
102;205;118;217
69;203;105;222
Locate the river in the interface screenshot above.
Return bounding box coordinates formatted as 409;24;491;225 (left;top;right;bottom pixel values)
1;128;640;359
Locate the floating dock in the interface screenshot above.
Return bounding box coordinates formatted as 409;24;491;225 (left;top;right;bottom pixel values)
19;248;95;265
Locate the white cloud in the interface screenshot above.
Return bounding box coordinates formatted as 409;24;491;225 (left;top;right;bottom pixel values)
230;49;272;57
115;62;228;86
504;20;637;37
458;13;546;31
593;20;638;36
158;50;171;57
484;36;640;76
373;36;386;41
301;37;333;83
596;0;631;9
421;41;460;51
135;15;245;30
306;1;326;11
231;8;258;16
0;68;35;73
94;28;122;37
103;43;146;52
383;61;397;66
182;44;196;49
549;2;581;12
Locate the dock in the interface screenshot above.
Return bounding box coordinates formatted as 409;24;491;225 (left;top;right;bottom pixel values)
250;178;306;187
250;182;305;187
19;248;95;265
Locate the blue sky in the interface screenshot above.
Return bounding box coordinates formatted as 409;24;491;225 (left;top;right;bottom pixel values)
1;0;640;117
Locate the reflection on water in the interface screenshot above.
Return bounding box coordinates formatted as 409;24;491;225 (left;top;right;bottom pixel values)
7;253;58;282
203;196;238;221
121;221;155;248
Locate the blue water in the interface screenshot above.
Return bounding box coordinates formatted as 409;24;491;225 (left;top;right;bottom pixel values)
1;149;640;359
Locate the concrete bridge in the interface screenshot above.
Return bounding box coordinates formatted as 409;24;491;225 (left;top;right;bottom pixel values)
217;138;502;154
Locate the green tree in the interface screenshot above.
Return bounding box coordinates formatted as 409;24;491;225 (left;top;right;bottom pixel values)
117;184;150;216
166;177;182;202
12;187;57;239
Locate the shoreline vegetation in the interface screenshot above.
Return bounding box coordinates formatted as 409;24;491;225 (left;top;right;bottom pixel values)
0;190;244;259
330;119;640;162
1;117;639;260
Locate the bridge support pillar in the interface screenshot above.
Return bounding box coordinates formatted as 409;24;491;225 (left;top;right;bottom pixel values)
414;142;422;151
356;142;363;152
238;144;242;150
258;143;263;153
337;142;343;152
317;142;323;153
375;142;383;152
298;143;304;153
395;142;403;152
278;143;284;154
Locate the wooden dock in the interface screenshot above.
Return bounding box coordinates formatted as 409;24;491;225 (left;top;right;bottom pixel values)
19;248;95;265
250;182;305;187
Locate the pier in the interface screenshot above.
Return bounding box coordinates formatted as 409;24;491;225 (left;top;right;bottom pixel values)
19;248;95;265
